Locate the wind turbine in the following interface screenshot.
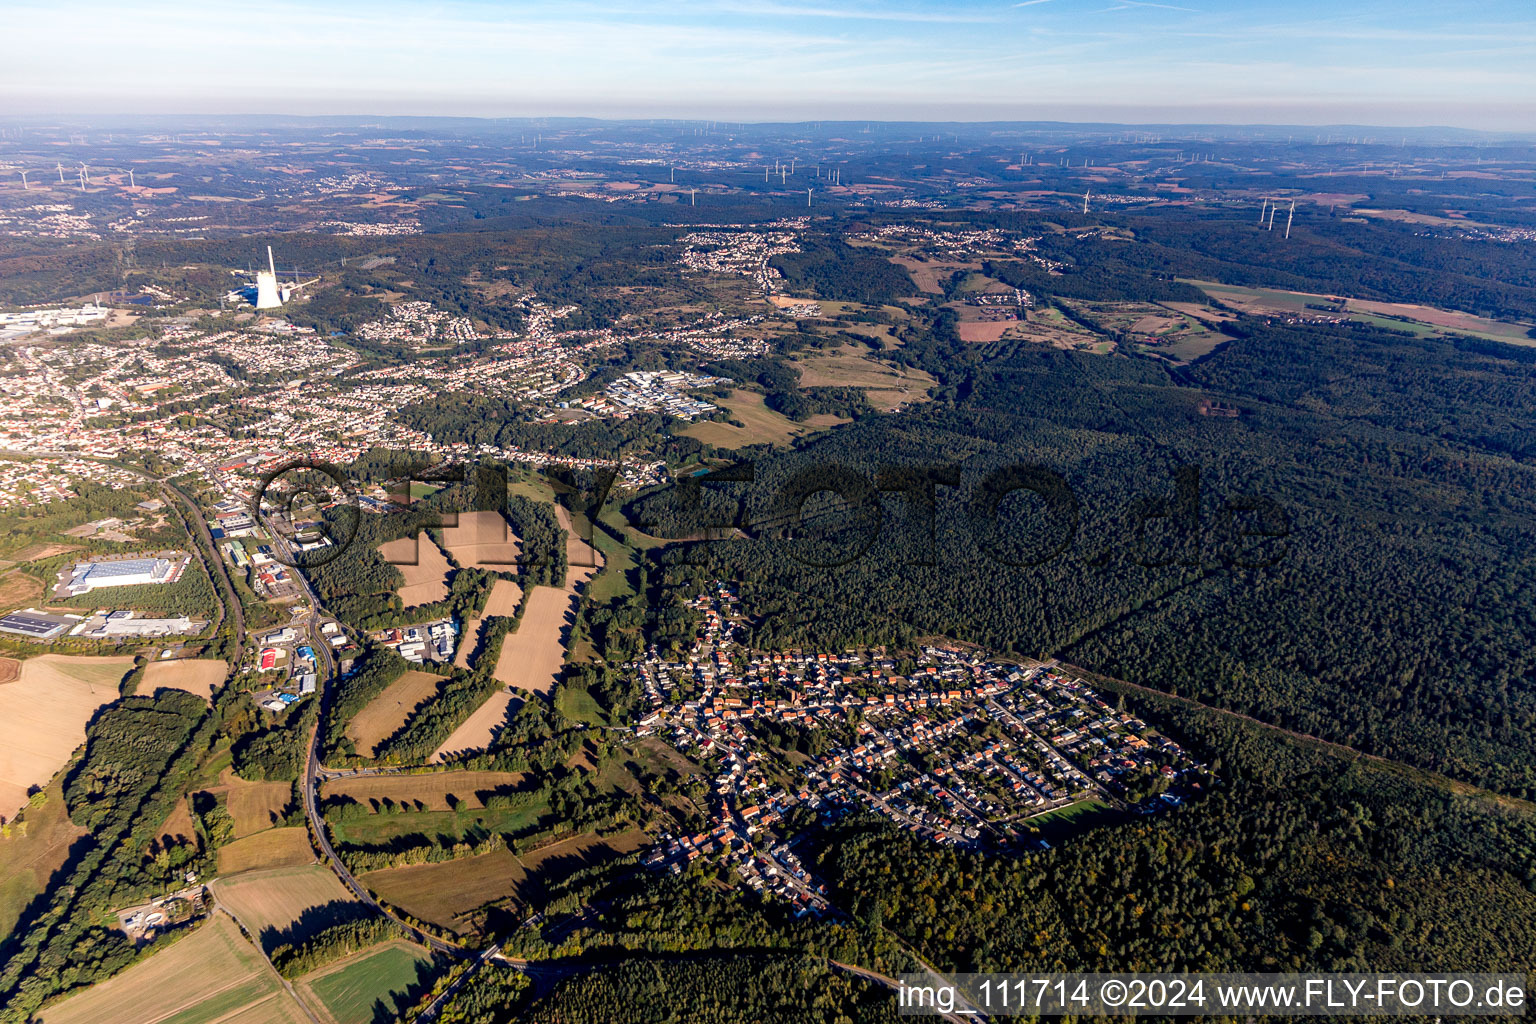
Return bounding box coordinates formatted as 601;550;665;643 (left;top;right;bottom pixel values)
1083;190;1090;214
806;188;812;208
1259;199;1268;225
57;162;64;183
690;188;696;206
128;169;135;188
19;169;28;190
1284;201;1295;240
80;163;89;185
1267;204;1277;231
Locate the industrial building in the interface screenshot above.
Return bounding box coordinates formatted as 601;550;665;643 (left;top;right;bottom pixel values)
62;555;186;596
227;246;295;309
68;610;201;639
0;609;81;639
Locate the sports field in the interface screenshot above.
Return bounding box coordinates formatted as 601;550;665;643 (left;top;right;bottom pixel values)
36;912;311;1024
345;669;443;757
213;863;368;954
141;658;228;701
0;655;132;822
377;533;452;607
295;940;438;1024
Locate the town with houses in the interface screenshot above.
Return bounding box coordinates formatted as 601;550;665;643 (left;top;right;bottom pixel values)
637;582;1210;917
0;228;825;516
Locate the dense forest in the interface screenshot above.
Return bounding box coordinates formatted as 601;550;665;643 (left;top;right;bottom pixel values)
770;237;916;304
628;321;1536;798
515;955;900;1023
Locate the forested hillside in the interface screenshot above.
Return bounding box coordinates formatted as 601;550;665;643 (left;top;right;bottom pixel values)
629;322;1536;797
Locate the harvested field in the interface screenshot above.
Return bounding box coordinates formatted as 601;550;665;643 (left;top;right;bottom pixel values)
213;864;367;954
0;776;85;940
517;828;647;895
455;578;522;669
225;782;294;837
430;504;599;761
554;503;604;585
141;658;227;701
1186;279;1536;345
0;658;17;684
377;533;452;607
0;655;131;822
196;768;293;837
366;828;646;933
321;770;527;812
440;510;521;569
1158;301;1236;326
36;912;311;1024
364;847;527;935
346;670;443;757
430;689;519;763
216;827;315;875
10;543;79;563
493;586;577;696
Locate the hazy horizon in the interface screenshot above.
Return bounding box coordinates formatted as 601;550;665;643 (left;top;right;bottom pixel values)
5;0;1534;131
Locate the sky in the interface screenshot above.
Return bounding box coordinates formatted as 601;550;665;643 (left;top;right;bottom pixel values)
4;0;1534;130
